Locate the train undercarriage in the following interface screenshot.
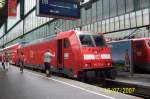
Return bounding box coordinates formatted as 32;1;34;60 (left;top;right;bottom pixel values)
78;67;116;81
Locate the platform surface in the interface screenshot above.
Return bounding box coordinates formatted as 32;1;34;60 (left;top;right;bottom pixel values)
112;72;150;87
0;65;140;99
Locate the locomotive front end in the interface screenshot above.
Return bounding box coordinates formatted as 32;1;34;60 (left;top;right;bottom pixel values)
77;31;116;79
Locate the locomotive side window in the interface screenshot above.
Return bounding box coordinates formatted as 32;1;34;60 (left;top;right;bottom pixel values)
64;39;70;48
93;35;106;47
79;35;94;47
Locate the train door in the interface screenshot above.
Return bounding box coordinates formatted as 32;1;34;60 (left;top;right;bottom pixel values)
57;39;64;68
63;38;73;70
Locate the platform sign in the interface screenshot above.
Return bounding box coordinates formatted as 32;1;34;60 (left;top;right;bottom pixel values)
36;0;80;20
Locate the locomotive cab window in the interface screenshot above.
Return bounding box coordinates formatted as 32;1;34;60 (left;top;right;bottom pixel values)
64;39;70;48
79;35;94;47
93;35;106;47
147;40;150;47
79;34;106;47
135;42;142;48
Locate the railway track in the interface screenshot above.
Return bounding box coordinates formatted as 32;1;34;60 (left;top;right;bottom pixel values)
91;79;150;99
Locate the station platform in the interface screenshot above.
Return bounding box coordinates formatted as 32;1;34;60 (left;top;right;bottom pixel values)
0;65;139;99
114;72;150;87
106;72;150;98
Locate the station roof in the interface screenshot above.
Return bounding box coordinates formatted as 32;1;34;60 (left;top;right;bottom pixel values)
0;0;92;28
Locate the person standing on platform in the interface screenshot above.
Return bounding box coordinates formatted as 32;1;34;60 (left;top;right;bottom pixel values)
19;52;25;73
1;54;5;70
124;49;130;72
43;49;55;77
4;52;10;71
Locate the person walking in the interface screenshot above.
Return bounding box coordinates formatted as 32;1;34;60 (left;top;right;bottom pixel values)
43;49;55;77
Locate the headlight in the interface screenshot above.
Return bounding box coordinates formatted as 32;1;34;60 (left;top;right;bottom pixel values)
107;63;111;66
84;63;91;68
84;54;95;60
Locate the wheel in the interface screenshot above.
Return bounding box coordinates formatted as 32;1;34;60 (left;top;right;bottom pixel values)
78;71;87;82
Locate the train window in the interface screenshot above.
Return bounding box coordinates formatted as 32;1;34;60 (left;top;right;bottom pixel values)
93;35;106;47
79;35;94;47
147;41;150;47
135;43;142;48
64;39;69;48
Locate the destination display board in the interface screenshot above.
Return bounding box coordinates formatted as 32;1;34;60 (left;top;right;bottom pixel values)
36;0;80;20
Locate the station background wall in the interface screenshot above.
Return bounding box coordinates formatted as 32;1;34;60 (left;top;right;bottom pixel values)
0;0;150;47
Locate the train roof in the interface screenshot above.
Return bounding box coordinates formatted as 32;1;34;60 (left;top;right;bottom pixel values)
3;43;21;50
107;39;132;43
108;37;150;43
58;30;103;37
131;37;150;41
22;34;57;47
23;30;103;47
76;30;103;35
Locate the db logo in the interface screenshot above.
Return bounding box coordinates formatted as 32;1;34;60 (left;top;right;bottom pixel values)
30;51;34;58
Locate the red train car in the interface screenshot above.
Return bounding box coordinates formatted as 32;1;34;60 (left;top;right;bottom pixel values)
0;49;3;62
1;43;21;65
132;38;150;71
18;30;115;79
0;55;2;62
108;37;150;72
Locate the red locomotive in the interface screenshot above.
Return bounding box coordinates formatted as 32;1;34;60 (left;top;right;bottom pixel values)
1;30;116;79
